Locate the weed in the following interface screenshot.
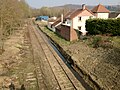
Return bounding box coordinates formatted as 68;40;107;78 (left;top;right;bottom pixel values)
91;36;102;48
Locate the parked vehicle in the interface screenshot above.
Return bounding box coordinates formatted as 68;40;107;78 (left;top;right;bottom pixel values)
35;16;49;21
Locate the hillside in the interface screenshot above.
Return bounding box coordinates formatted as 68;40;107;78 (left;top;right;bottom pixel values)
51;4;120;11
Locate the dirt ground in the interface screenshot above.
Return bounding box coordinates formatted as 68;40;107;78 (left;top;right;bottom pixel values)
0;27;24;88
63;40;120;90
0;25;38;89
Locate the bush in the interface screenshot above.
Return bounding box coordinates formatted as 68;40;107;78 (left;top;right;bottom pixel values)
91;36;102;48
86;18;120;36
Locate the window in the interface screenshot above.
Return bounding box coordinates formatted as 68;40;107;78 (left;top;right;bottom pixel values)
78;27;81;30
79;17;82;21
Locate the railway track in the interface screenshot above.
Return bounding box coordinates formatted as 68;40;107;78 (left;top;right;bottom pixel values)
28;21;86;90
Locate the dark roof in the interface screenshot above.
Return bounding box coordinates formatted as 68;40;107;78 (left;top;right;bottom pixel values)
92;4;110;13
109;12;120;18
52;17;61;26
52;11;73;26
56;24;70;30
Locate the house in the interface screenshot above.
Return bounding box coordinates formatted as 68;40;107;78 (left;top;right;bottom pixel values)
109;12;120;19
51;12;73;32
55;4;95;41
47;17;57;31
50;4;111;41
63;4;95;35
91;4;110;19
51;17;62;32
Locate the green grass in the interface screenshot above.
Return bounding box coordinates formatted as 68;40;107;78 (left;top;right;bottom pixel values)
84;35;120;49
41;26;71;46
112;36;120;48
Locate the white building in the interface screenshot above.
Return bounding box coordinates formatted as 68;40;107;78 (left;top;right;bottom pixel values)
51;12;73;32
91;4;110;19
51;4;111;41
62;4;95;35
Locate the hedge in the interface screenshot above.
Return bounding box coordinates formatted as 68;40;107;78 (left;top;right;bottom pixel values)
86;18;120;36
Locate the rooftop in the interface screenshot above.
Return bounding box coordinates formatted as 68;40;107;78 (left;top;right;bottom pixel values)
91;4;110;13
109;12;120;18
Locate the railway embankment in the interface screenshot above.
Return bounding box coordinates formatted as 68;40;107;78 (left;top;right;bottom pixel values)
37;23;120;90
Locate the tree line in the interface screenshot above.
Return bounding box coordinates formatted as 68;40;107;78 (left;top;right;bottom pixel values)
31;7;70;17
0;0;30;53
0;0;69;53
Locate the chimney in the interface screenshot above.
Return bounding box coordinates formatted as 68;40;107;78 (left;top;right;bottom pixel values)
61;14;63;22
82;4;86;10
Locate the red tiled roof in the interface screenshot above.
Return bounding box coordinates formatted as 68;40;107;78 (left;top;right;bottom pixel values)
92;4;110;13
53;6;95;25
67;7;94;19
68;9;83;19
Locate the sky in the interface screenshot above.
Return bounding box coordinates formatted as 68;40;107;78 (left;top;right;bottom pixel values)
25;0;120;8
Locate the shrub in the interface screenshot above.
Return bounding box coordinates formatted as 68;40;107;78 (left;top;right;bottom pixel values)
86;18;120;36
91;36;102;48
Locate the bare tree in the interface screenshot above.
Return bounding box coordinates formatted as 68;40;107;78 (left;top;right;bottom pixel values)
0;0;30;54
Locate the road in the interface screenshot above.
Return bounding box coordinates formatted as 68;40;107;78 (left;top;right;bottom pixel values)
26;21;87;90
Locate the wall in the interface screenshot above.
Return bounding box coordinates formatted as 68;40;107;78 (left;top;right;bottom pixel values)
56;25;70;41
47;22;55;31
96;13;109;19
70;20;78;41
72;10;94;34
73;16;90;32
55;24;78;41
62;19;71;26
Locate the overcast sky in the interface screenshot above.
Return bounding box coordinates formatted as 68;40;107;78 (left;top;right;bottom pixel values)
26;0;120;8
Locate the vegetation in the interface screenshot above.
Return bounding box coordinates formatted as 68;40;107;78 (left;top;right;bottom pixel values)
86;18;120;36
91;36;102;48
35;22;71;46
0;0;30;53
31;7;70;17
46;27;70;46
82;35;120;50
36;21;120;49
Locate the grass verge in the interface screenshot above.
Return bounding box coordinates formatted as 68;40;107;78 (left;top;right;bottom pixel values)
40;26;71;46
